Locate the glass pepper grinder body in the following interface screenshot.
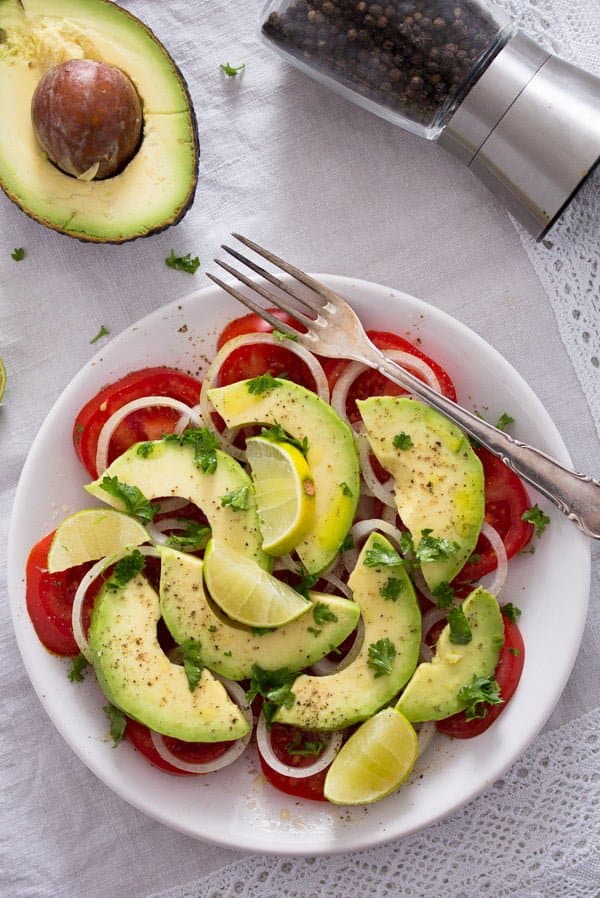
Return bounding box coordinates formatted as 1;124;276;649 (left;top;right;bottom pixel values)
261;0;600;239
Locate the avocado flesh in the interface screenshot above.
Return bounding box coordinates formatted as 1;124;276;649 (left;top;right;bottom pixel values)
358;397;484;589
87;572;250;742
274;533;421;731
207;378;360;574
0;0;198;241
159;547;361;680
395;587;504;723
85;440;270;571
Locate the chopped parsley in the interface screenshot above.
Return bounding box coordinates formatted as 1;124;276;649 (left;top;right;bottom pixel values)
307;626;321;637
414;529;459;563
509;647;521;657
287;736;325;757
105;549;145;592
136;441;155;458
398;531;415;556
103;704;127;746
260;422;308;456
339;481;353;497
89;325;109;344
364;538;403;568
165;249;200;274
341;532;354;552
68;653;89;683
165;428;219;474
165;520;211;553
367;638;397;677
380;577;404;601
432;581;454;609
295;567;318;597
173;639;204;692
458;674;503;720
502;602;522;624
313;602;338;626
273;329;298;343
393;432;413;450
11;247;25;261
247;373;281;395
246;665;296;726
447;606;472;644
99;476;158;522
220;485;250;511
495;412;515;431
251;626;274;636
521;504;550;537
220;61;245;76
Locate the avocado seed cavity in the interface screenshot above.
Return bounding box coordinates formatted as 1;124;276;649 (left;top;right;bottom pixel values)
31;58;143;180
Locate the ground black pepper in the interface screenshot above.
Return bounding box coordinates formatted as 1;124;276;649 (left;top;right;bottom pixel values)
262;0;506;128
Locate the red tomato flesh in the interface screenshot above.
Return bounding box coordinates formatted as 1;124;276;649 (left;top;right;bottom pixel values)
259;723;329;801
125;719;234;775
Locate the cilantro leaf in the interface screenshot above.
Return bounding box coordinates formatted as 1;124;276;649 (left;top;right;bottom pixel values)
367;638;397;677
295;567;318;597
11;247;25;261
220;61;245;76
165;428;219;474
414;529;459;563
272;329;298;343
221;485;250;511
103;704;127;746
502;602;522;624
447;606;472;644
341;532;354;552
458;674;503;720
260;422;308;456
339;481;353;497
174;639;204;692
393;432;413;450
495;412;515;431
521;504;550;537
287;736;325;757
99;476;158;522
245;665;296;726
89;325;109;344
136;441;155;458
432;581;454;609
105;549;146;591
247;373;281;395
165;249;200;274
165;520;211;553
68;653;89;683
380;577;404;601
364;538;403;568
313;602;338;626
398;531;415;556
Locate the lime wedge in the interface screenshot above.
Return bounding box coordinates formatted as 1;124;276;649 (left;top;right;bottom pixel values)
324;707;418;805
203;539;311;628
47;508;149;572
0;357;6;403
246;435;315;556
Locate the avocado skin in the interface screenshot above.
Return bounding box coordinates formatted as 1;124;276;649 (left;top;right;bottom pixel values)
0;0;199;243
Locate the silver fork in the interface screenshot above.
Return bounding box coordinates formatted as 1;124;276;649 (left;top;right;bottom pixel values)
207;234;600;540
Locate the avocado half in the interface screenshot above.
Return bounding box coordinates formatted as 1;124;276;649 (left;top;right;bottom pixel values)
0;0;199;242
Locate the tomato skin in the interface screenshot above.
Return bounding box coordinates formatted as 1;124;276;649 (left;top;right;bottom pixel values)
125;719;234;775
457;448;534;582
25;532;95;656
258;723;329;801
436;615;525;739
216;310;302;348
73;367;203;478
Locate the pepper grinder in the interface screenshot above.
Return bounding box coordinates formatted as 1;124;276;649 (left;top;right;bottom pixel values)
261;0;600;239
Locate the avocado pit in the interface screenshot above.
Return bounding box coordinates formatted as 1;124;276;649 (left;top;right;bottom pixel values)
31;58;143;180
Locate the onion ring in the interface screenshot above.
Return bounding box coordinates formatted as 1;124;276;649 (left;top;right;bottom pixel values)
256;711;342;778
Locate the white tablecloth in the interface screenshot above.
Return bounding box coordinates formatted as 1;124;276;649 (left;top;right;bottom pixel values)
1;2;598;896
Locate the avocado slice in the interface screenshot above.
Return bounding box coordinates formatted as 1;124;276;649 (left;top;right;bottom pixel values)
274;533;421;731
358;397;484;589
0;0;198;242
158;547;360;679
207;378;360;573
87;571;250;742
395;587;504;723
85;439;269;570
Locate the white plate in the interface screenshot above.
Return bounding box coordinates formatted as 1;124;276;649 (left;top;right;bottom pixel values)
8;275;591;854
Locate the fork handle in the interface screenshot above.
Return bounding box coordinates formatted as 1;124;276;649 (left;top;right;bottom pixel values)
369;350;600;540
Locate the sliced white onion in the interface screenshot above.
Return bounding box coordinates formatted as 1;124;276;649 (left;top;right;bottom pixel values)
146;517;192;546
342;518;407;572
381;504;399;526
416;721;437;757
95;396;205;475
153;497;190;515
256;710;342;778
481;521;508;597
318;572;352;599
330;350;441;425
149;677;253;774
199;332;330;457
309;617;365;675
72;545;161;659
420;607;449;662
356;430;396;509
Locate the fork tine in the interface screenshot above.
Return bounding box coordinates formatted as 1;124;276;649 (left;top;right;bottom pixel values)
205;271;301;339
214;256;315;330
221;243;321;317
232;233;340;310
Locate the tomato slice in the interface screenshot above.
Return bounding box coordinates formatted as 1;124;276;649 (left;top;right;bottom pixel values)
436;615;525;738
216;310;302;348
457;448;535;582
73;367;203;478
258;723;329;801
25;531;97;656
124;719;234;775
324;330;457;423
